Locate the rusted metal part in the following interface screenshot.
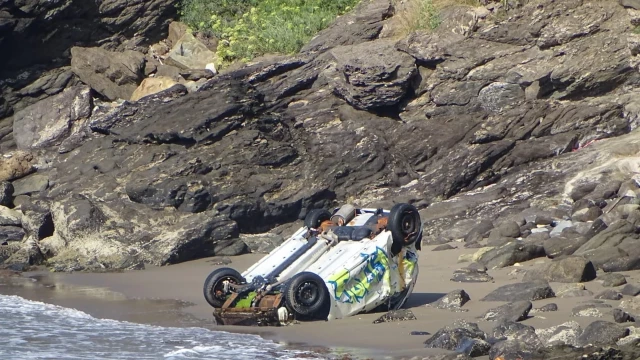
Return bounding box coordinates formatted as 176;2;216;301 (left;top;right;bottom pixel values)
375;217;388;235
214;293;285;326
213;307;281;326
318;220;336;233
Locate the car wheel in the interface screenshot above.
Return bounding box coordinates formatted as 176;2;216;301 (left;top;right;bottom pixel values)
203;267;244;308
284;272;330;320
388;203;421;255
304;209;332;229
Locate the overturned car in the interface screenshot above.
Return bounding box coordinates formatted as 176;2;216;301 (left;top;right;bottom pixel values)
203;203;422;326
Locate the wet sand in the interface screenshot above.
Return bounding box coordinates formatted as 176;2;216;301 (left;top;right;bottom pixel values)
1;243;631;360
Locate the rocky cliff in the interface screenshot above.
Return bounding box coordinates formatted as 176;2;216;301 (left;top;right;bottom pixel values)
2;0;640;273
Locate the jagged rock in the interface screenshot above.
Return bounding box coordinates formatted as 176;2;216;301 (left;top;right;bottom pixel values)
613;308;635;323
523;256;597;283
70;47;145;101
622;284;640;296
432;289;471;310
464;219;495;243
12;174;49;196
598;272;627;287
576;321;629;347
481;281;555;302
482;300;532;322
373;309;416;323
179;69;215;81
572;303;613;317
19;200;53;241
165;32;217;70
0;182;13;207
477;242;546;269
12;85;93;150
488;338;541;360
424;320;489;357
595;289;623;300
130;77;180;102
535;321;582;347
321;39;416;110
531;303;558;313
0;226;25;243
451;268;494;283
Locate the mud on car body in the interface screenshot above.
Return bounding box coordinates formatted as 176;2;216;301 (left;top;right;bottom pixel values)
203;203;422;326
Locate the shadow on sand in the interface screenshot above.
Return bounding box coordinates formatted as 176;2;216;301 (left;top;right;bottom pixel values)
404;292;446;308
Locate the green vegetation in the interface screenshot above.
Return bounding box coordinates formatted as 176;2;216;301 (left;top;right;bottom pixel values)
179;0;360;67
390;0;480;36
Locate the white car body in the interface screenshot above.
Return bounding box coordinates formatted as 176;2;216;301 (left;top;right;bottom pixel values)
240;208;420;320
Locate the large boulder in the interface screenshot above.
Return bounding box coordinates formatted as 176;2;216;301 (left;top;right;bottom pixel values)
13;86;93;150
522;256;597;283
70;47;146;101
481;281;555;302
477;242;546;269
165;32;217;71
321;39;417;110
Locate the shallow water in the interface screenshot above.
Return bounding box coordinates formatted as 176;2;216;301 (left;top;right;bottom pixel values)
0;294;329;360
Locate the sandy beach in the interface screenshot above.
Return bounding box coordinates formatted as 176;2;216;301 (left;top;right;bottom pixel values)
1;242;630;360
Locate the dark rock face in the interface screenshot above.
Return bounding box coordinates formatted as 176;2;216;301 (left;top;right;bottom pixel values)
612;308;635;323
0;0;177;121
424;320;489;357
543;232;589;259
478;242;546;269
2;0;640;271
432;289;471;310
576;321;629;347
481;281;555;302
0;182;14;207
482;301;532;323
321;40;417;110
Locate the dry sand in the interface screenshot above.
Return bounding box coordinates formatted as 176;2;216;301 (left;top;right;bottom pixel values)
1;243;634;359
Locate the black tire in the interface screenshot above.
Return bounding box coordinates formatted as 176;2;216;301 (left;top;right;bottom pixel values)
203;267;244;308
388;203;421;254
304;209;331;229
284;272;330;320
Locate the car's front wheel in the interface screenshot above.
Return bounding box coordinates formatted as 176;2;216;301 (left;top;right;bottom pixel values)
203;267;244;308
284;271;330;320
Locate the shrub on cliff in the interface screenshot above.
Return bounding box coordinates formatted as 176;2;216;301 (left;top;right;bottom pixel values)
179;0;360;66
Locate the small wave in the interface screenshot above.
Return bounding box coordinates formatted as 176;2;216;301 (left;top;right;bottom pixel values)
0;295;327;360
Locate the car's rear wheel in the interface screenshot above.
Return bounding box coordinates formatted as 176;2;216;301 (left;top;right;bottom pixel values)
203;267;244;308
304;209;332;229
388;203;421;255
284;271;330;320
